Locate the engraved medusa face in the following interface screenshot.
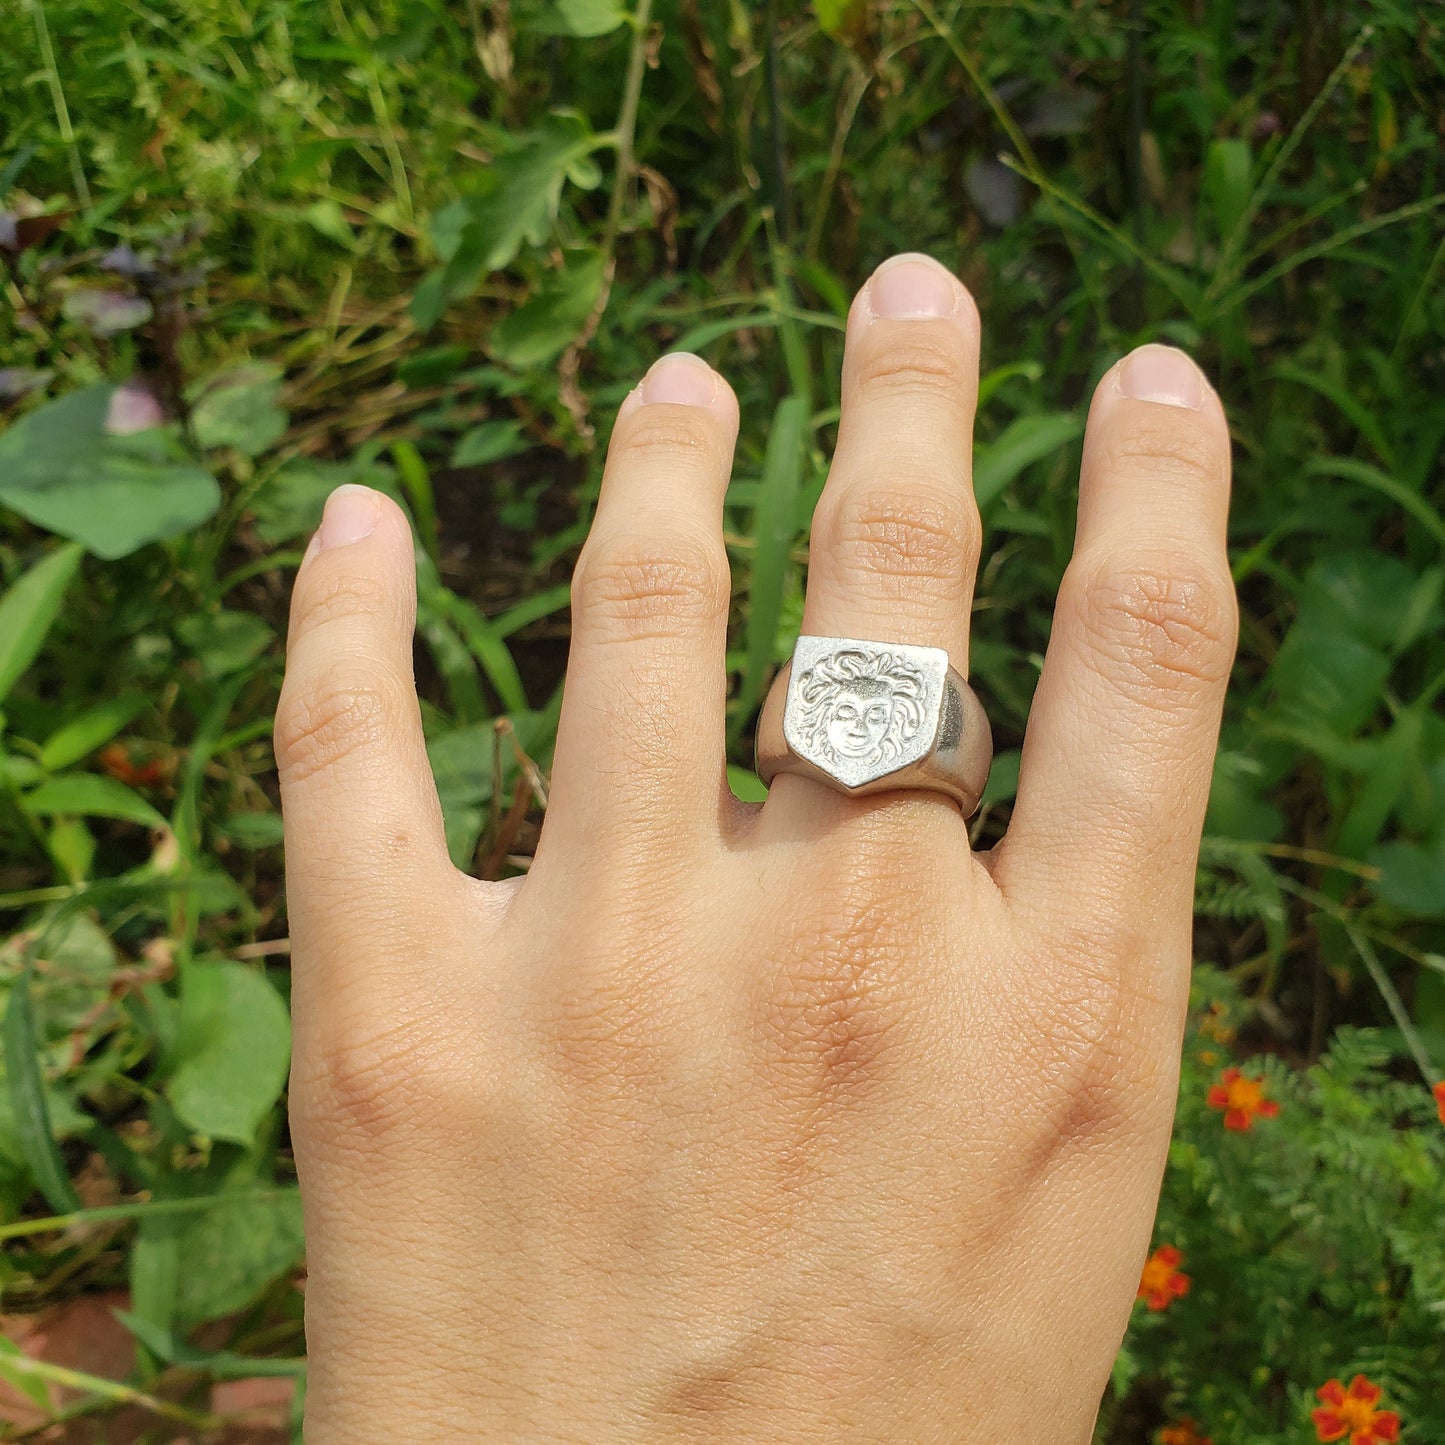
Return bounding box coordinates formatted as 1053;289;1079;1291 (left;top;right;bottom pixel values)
795;648;928;770
827;683;894;759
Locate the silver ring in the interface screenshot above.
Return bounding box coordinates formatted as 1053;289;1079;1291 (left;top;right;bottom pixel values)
754;636;992;815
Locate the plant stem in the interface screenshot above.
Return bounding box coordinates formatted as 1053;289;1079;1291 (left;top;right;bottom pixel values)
0;1188;300;1241
26;0;90;210
0;1353;222;1431
601;0;656;260
911;0;1109;333
1346;926;1439;1088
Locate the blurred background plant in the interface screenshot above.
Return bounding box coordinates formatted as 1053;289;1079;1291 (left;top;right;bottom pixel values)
0;0;1441;1439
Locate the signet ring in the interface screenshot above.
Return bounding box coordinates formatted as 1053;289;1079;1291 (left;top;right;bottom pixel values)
754;636;993;816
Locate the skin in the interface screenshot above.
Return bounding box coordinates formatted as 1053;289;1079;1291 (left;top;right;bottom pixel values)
276;252;1235;1442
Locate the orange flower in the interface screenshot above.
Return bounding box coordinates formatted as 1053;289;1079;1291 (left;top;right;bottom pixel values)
1311;1375;1400;1443
98;742;169;790
1206;1067;1280;1131
1137;1245;1190;1311
1433;1080;1445;1126
1159;1419;1213;1445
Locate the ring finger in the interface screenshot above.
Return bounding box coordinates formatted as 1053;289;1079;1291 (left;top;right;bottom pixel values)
761;252;983;824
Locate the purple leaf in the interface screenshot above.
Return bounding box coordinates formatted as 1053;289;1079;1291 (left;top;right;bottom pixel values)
0;367;55;400
101;245;160;282
62;288;154;336
1021;85;1099;138
105;381;167;435
965;157;1025;228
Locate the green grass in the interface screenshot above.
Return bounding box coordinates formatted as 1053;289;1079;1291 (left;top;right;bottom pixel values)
1;1;1443;1439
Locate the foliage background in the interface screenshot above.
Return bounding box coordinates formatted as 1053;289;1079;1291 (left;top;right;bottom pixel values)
0;0;1442;1439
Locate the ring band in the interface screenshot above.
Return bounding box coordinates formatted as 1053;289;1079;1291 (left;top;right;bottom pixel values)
755;635;993;815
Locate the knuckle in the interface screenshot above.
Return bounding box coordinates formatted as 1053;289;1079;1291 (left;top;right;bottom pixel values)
290;563;394;640
852;329;973;404
572;534;731;640
612;409;720;469
299;1013;500;1146
1007;921;1179;1157
818;482;979;597
1102;416;1223;488
1074;557;1238;700
274;659;393;785
749;865;925;1117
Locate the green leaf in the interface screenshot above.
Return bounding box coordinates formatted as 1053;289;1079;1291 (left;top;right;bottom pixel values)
167;963;292;1147
249;455;397;545
302;197;357;250
490;249;606;368
553;0;629;36
727;765;768;802
1295;550;1423;653
412;116;597;323
0;540;83;704
1204;137;1254;242
174;609;274;678
1369;840;1445;917
0;389;220;559
0;1337;52;1412
218;811;286;849
173;1186;305;1327
115;1311;305;1378
973;411;1081;512
2;957;81;1213
130;1215;181;1353
978;748;1021;810
1269;623;1391;737
39;693;147;771
452;420;526;469
814;0;869;42
24;774;168;830
189;366;288;456
46;817;94;883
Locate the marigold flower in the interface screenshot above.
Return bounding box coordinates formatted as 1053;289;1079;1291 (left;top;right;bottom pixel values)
1137;1245;1190;1311
1311;1374;1400;1443
1159;1418;1213;1445
1433;1080;1445;1126
1206;1067;1280;1131
99;742;169;790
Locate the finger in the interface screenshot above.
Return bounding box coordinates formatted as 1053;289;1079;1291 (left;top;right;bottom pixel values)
275;485;460;981
533;353;740;874
764;252;983;820
993;344;1236;936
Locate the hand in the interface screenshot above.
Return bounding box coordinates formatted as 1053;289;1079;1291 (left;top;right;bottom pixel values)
276;252;1234;1442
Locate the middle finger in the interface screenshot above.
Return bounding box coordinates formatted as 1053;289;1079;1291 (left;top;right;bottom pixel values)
763;252;983;820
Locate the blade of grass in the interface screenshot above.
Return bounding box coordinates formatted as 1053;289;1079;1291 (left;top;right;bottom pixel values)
3;948;81;1214
392;441;439;569
1345;924;1438;1088
733;395;809;742
427;588;529;714
1306;455;1445;554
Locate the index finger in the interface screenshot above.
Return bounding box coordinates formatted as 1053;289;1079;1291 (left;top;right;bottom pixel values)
990;344;1236;945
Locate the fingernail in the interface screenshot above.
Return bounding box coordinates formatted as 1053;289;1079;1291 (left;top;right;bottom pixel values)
316;484;382;551
865;253;960;321
1116;344;1206;410
638;351;719;407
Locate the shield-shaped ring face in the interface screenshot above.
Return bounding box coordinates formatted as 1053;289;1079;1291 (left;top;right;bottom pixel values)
781;637;950;790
